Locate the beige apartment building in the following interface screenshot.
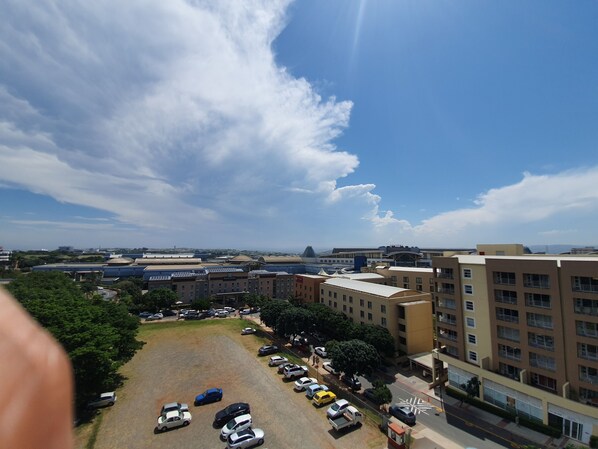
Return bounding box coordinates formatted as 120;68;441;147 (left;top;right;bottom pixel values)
433;250;598;444
369;266;436;294
320;278;433;355
294;274;327;303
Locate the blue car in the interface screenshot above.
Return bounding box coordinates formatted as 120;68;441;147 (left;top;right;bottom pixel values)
194;388;223;406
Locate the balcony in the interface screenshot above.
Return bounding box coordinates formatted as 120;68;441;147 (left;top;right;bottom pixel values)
496;313;519;324
580;373;598;385
573;284;598;294
437;315;457;326
438;329;458;341
498;350;521;361
437;300;456;310
437;272;454;280
438;286;455;295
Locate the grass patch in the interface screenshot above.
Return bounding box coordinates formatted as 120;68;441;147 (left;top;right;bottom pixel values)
84;412;103;449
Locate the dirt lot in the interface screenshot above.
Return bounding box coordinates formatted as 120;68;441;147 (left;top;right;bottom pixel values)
77;318;385;449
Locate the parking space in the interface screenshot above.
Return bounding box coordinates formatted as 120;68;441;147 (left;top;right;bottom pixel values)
82;320;385;449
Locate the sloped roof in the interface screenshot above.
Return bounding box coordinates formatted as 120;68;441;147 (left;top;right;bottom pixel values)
323;278;410;298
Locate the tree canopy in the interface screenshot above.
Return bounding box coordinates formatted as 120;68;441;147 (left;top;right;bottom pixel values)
275;307;314;338
137;288;178;312
328;339;379;378
259;300;292;332
7;272;143;409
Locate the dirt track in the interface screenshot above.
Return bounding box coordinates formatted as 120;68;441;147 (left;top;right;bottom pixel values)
80;319;385;449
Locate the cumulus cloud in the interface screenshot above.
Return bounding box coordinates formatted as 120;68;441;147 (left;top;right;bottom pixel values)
0;0;368;238
370;167;598;245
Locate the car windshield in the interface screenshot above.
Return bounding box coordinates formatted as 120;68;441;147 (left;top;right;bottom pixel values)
226;419;237;430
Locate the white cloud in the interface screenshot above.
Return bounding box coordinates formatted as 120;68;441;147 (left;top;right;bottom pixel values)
370;167;598;245
0;0;365;238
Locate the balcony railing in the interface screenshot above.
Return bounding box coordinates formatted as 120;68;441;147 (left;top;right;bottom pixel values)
438;330;458;341
437;287;455;295
573;284;598;294
580;373;598;385
495;293;517;305
498;350;521;361
438;316;457;325
496;313;519;323
437;272;454;279
437;300;456;310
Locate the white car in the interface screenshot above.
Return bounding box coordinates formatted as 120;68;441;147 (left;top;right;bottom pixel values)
160;402;189;415
220;413;252;441
157;410;192;432
87;392;117;409
305;384;329;399
227;428;265;449
241;327;256;335
327;399;350;419
314;346;328;358
294;377;318;391
268;356;289;367
323;361;340;375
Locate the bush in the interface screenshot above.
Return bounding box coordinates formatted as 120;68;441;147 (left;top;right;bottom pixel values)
590;435;598;449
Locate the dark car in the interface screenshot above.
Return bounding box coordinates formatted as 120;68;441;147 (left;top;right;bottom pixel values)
363;388;385;406
138;311;152;318
258;345;278;356
389;404;416;425
161;309;177;317
195;388;223;406
341;375;362;391
213;402;250;428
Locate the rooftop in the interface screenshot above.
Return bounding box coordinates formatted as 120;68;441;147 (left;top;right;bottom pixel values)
323;278;410;298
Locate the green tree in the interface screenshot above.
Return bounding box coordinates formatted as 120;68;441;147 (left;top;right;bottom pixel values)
461;376;481;400
352;324;395;357
113;280;142;303
328;339;379;378
141;288;178;312
260;300;292;332
7;272;143;409
191;297;212;311
275;307;315;338
371;380;393;405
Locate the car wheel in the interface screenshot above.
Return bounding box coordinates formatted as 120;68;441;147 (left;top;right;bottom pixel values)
160;427;167;432
218;397;222;401
258;438;264;445
183;421;189;426
108;401;114;406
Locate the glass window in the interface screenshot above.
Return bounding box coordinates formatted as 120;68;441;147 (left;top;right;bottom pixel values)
463;268;472;279
525;293;551;309
464;285;473;295
381;304;386;314
360;310;364;318
466;317;475;328
468;351;478;362
381;317;387;326
367;301;372;309
360;299;364;307
465;300;474;311
367;313;372;321
468;334;477;344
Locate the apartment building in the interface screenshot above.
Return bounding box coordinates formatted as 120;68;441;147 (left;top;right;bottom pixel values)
433;252;598;444
320;278;433;355
369;266;436;294
294;274;327;303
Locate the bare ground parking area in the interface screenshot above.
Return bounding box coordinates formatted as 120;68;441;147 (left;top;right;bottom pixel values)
78;319;385;449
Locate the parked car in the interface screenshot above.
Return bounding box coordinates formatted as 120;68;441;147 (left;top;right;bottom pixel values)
389;404;416;425
157;410;192;432
283;364;308;379
294;377;318;391
313;390;337;407
220;413;252;441
194;388;223;406
328;405;364;431
323;361;340;375
87;392;117;409
314;346;328;358
240;308;252;315
268;356;289;367
341;375;362;391
241;327;256;335
214;403;251;428
363;388;386;406
161;309;176;317
138;311;152;318
215;310;229;318
153;312;164;319
327;399;350;419
258;345;278;356
305;384;329;399
226;428;264;449
160;401;189;415
145;314;162;321
277;362;294;374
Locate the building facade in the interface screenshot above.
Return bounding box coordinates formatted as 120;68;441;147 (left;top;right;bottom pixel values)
319;278;433;355
433;252;598;444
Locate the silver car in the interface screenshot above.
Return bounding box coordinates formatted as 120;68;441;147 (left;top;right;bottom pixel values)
227;428;265;449
87;392;117;409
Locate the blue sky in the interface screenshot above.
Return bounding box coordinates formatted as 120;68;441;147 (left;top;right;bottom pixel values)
1;0;598;251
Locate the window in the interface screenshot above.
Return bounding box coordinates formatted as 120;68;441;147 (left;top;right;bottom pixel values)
349;296;353;303
578;343;598;361
496;307;519;323
438;298;456;309
574;298;598;316
494;271;516;285
333;292;337;298
381;317;387;326
464;285;473;295
579;365;598;384
525;293;551;309
367;313;372;321
530;373;557;392
463;268;472;279
523;273;550;289
349;307;353;313
328;291;331;297
498;344;521;361
398;306;405;319
367;301;372;309
572;276;598;293
333;301;337;308
467;334;477;344
499;362;521;379
360;310;364;318
527;312;553;329
403;276;409;282
495;289;517;305
399;336;407;345
466;317;475;328
381;304;386;314
343;294;346;301
528;332;555;351
529;353;556;371
360;299;364;307
497;326;520;342
468;351;478;362
465;300;474;311
342;305;346;312
577;321;598;338
416;277;422;284
399;324;406;332
417;284;423;291
328;300;331;306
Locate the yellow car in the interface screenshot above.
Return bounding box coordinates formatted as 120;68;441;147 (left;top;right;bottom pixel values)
312;390;337;407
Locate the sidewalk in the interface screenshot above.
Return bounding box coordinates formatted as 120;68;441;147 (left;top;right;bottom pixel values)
393;369;570;449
